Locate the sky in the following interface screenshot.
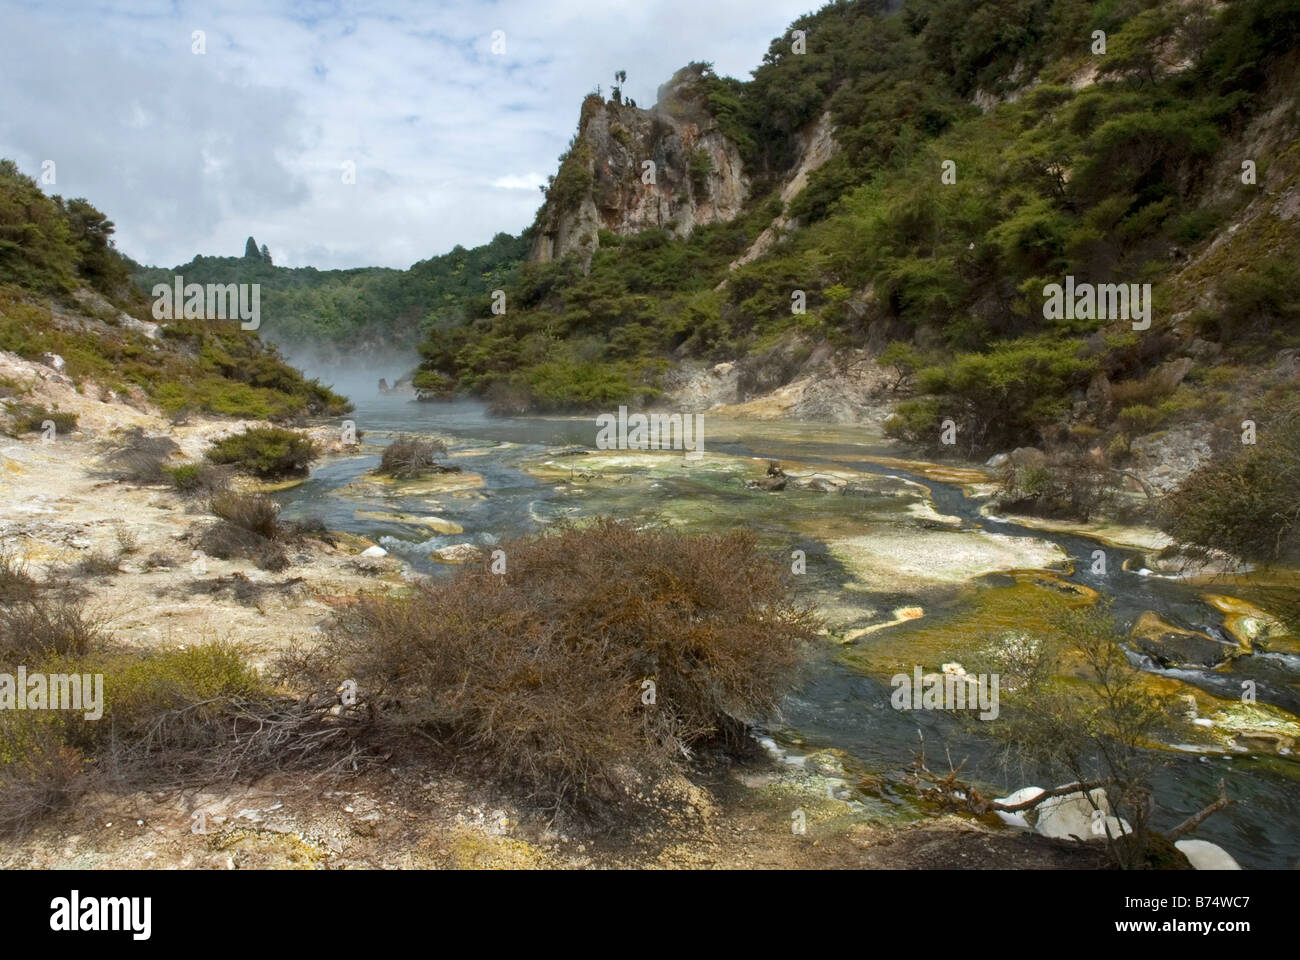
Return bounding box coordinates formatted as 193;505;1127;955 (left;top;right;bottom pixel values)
0;0;817;270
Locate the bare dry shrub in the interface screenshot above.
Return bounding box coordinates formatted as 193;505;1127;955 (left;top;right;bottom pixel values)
993;447;1114;521
210;490;283;540
0;548;38;603
377;435;453;478
141;550;180;571
101;426;180;484
71;549;121;578
195;522;290;572
0;593;110;660
285;517;818;816
193;492;303;571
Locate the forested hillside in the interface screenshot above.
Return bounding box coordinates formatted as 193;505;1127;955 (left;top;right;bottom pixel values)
413;0;1300;460
132;232;527;366
0;159;349;421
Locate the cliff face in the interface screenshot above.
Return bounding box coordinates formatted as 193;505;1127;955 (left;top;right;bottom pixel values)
530;65;750;264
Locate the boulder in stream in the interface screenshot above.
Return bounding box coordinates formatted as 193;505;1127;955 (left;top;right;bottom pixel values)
1130;611;1244;668
1035;788;1130;841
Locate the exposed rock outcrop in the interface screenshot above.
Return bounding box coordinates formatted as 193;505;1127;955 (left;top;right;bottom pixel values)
728;110;837;270
530;65;749;265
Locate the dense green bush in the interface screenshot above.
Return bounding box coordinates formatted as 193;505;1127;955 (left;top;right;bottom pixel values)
1;402;76;437
166;461;231;495
886;337;1095;454
1160;406;1300;564
205;427;318;478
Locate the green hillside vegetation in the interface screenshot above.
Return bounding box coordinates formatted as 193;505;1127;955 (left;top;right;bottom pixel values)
412;0;1300;447
132;231;527;363
0;159;349;421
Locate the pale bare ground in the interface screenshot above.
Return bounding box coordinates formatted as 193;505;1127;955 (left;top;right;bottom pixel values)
0;350;1094;870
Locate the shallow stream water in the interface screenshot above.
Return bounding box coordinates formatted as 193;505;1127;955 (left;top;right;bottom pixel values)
276;391;1300;868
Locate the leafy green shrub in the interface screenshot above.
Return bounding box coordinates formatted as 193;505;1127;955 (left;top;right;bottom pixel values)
94;641;265;742
688;147;714;190
411;370;455;400
2;402;77;437
1117;404;1163;435
887;338;1095;454
206;427;318;478
1160;410;1300;564
167;463;198;488
879;341;921;390
885;395;944;442
166;461;230;495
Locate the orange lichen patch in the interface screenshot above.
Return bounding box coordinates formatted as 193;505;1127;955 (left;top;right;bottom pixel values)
841;606;925;643
855;455;989;486
1202;594;1291;648
1007;569;1098;602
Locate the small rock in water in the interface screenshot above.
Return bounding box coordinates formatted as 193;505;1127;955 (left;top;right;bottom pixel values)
433;543;483;563
360;545;387;558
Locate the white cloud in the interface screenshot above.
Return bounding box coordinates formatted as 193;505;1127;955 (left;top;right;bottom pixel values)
0;0;813;269
492;173;547;191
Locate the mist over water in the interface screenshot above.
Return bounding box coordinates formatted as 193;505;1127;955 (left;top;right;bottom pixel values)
277;347;422;405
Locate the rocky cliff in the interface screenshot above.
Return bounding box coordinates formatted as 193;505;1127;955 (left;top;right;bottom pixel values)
530;65;750;264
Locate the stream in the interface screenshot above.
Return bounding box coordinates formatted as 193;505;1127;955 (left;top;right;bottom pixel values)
275;390;1300;868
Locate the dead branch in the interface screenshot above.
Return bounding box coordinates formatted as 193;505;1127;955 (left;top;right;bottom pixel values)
1165;779;1231;841
987;779;1115;814
909;732;1115;817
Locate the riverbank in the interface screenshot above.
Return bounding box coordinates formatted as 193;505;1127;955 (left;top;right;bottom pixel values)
0;351;1118;870
8;353;1300;868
